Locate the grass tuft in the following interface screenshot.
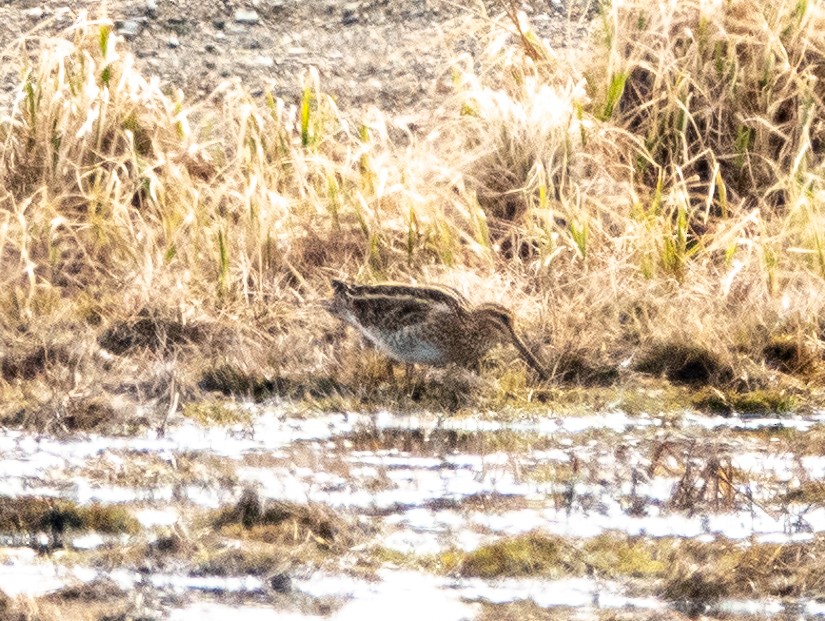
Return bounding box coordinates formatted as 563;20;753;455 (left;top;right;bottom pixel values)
455;532;585;578
211;489;358;553
635;341;732;386
0;496;139;541
443;531;825;601
693;387;797;416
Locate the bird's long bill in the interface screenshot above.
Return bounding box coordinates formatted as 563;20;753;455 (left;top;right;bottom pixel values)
507;327;549;381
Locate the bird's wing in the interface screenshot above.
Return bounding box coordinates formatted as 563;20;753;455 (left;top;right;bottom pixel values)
347;283;468;311
350;293;456;330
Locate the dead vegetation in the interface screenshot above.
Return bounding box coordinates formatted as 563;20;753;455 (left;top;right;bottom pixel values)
336;425;560;455
477;602;687;621
0;0;819;424
211;489;362;555
0;496;139;548
0;2;823;617
451;532;586;579
445;530;825;603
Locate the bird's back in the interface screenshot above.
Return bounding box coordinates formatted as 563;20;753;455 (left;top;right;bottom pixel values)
328;279;472;365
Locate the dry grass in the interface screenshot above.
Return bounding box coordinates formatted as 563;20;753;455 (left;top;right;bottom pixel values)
0;1;823;422
336;424;563;455
0;495;139;551
477;602;687;621
444;530;825;601
193;544;287;577
210;489;362;555
451;532;587;578
0;578;137;621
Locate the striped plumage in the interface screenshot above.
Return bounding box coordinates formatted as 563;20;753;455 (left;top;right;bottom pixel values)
325;279;548;380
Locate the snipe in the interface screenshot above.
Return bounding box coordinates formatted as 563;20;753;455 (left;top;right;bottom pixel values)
324;279;548;380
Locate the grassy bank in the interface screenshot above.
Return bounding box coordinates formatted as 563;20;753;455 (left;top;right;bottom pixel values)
1;0;824;425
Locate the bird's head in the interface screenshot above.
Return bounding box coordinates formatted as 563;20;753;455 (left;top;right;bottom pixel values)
475;304;516;337
474;303;548;381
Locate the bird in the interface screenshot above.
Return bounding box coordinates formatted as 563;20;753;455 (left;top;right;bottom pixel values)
324;279;548;380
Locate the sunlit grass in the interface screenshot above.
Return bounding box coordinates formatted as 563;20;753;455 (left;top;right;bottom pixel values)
0;495;139;536
441;530;825;600
0;0;823;422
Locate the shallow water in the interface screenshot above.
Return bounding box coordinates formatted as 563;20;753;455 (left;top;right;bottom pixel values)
0;406;823;618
